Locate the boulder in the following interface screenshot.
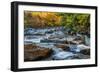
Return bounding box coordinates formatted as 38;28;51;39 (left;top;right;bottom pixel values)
24;44;52;61
24;44;38;50
80;48;90;55
54;44;70;51
77;44;90;55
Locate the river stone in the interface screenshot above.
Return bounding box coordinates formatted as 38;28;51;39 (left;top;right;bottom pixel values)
54;44;70;51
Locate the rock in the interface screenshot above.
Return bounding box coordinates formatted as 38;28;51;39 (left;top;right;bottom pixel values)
84;35;90;46
54;44;70;51
69;40;83;45
24;44;52;61
40;39;68;44
69;36;84;45
52;51;76;60
49;31;65;38
69;44;90;54
24;41;33;45
24;28;35;35
77;53;90;59
24;44;38;50
69;41;77;45
76;35;90;46
24;28;46;36
77;44;90;55
74;36;82;41
24;49;52;61
45;30;54;34
24;36;42;43
80;49;90;55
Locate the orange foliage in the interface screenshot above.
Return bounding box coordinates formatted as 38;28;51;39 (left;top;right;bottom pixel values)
24;11;61;28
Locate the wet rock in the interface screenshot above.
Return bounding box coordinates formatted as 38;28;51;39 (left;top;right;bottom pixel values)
52;51;76;60
24;36;42;43
66;36;76;42
80;49;90;55
24;44;52;61
24;41;33;45
69;36;84;45
45;30;54;34
84;35;90;46
48;31;65;38
77;44;90;55
54;44;70;51
77;53;90;59
25;36;37;39
69;44;90;54
40;39;68;44
48;35;65;40
24;44;38;50
69;40;83;45
74;36;82;41
24;28;35;35
76;35;90;46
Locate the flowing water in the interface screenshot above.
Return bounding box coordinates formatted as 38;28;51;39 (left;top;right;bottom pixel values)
24;27;90;60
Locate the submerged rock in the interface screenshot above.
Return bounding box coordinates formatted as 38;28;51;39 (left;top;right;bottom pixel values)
69;45;80;53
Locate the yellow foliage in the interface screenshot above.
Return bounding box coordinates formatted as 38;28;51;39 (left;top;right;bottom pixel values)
24;11;61;28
